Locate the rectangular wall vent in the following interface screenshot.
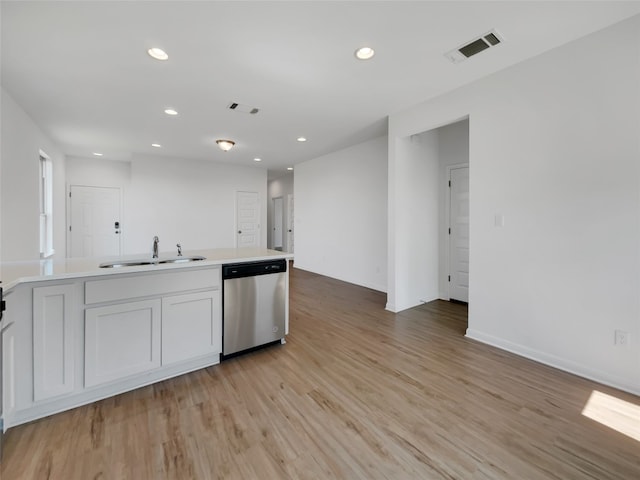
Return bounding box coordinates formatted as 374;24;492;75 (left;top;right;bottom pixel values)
227;102;259;114
445;29;503;64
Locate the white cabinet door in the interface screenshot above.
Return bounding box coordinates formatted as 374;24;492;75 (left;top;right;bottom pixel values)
33;284;75;401
85;299;161;387
161;290;221;365
2;319;16;415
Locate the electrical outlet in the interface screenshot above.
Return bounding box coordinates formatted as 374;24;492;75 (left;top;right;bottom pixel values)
614;330;630;347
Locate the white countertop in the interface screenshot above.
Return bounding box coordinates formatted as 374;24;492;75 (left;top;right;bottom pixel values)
0;248;293;292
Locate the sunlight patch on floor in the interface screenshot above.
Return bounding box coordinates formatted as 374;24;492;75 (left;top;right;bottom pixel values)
581;390;640;442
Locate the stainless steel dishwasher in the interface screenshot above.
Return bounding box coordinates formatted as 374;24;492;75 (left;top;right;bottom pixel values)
222;259;287;357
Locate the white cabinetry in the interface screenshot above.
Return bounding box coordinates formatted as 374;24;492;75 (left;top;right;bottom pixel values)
33;284;75;401
5;264;225;429
162;290;221;365
85;299;161;387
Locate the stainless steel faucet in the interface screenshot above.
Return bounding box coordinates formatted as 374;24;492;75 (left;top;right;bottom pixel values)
176;243;182;256
153;236;159;258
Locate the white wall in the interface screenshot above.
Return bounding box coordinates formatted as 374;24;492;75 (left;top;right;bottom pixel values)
387;131;440;311
295;135;388;292
389;16;640;394
126;155;267;256
66;156;131;188
267;173;294;251
65;155;267;256
1;87;66;261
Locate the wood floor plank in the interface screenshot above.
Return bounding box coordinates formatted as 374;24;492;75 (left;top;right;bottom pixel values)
1;265;639;479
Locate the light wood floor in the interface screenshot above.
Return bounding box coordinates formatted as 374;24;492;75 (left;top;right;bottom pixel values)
2;266;639;479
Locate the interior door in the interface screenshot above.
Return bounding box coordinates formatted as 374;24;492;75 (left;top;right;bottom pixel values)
236;191;260;248
69;185;121;258
449;167;469;302
286;193;294;253
273;197;283;250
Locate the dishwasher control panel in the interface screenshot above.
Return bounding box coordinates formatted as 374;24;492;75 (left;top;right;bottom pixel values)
222;259;287;279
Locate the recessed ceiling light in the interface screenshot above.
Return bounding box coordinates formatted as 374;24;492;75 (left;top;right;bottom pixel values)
164;108;178;115
297;137;307;142
151;143;162;148
254;158;262;162
355;46;375;60
147;48;168;61
287;167;294;171
93;152;103;156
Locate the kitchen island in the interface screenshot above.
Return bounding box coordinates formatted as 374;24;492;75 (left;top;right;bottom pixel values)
0;248;292;429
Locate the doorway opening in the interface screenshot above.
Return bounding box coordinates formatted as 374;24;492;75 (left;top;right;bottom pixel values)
410;118;469;304
267;171;294;253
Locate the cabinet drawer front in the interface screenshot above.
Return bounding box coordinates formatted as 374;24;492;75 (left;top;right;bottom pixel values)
85;267;220;305
85;299;161;387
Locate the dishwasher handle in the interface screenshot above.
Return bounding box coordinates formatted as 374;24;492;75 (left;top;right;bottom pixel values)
223;259;287;280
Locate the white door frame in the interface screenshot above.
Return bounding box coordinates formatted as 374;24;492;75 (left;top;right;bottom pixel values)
445;163;469;302
66;184;123;257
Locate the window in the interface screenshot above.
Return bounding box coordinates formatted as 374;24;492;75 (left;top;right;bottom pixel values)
39;151;54;258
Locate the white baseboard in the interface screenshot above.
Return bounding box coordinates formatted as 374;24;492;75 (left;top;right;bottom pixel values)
466;329;640;396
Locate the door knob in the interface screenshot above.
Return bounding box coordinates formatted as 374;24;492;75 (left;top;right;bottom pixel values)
238;230;242;234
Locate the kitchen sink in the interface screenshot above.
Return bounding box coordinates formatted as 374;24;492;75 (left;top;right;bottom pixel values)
159;255;206;264
99;255;206;268
99;259;154;268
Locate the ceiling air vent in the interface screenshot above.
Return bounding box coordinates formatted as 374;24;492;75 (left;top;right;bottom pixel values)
445;29;504;64
227;102;259;115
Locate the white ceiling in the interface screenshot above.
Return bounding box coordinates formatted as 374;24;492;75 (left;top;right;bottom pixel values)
2;1;640;176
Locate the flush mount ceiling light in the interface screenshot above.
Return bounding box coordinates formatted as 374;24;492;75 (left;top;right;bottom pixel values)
164;108;178;115
151;143;162;148
147;47;168;61
296;137;307;142
216;139;235;151
355;46;375;60
93;152;103;156
254;157;262;162
287;167;294;171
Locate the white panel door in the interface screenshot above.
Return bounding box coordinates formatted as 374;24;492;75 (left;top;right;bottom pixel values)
70;185;121;258
236;191;260;248
286;193;294;253
273;197;283;249
85;299;161;387
161;290;221;365
33;284;75;401
449;166;469;302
